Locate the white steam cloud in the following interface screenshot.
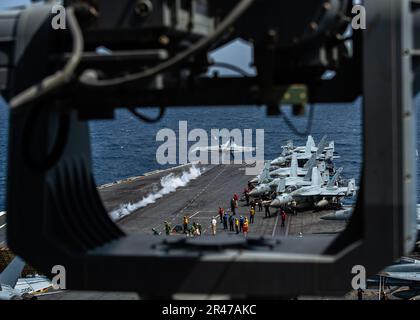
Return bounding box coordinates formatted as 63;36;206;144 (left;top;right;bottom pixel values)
109;165;202;221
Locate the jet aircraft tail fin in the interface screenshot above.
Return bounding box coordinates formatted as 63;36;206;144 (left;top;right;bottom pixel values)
0;257;25;289
316;135;328;156
327;167;343;188
303;155;317;181
311;167;323;186
276;177;286;194
290;153;298;178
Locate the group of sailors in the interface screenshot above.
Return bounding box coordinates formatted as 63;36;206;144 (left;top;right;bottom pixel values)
161;217;203;237
160;189;287;236
216;206;249;236
244;185;288;227
243;185;272;218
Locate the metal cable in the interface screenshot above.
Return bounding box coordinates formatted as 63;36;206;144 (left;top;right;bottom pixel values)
278;104;315;137
79;0;255;88
10;7;83;109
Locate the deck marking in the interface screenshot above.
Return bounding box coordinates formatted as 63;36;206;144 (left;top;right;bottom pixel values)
285;215;291;237
271;214;279;237
189;211;201;218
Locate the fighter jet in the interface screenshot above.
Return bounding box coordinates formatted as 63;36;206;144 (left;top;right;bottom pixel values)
270;167;356;209
191;136;256;154
249;153;319;197
367;259;420;299
0;257;33;300
270;140;294;167
270;136;330;178
249;161;273;185
270;151;325;178
271;135;335;166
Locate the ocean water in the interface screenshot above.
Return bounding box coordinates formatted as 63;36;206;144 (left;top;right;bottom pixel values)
2;95;419;211
91;102;363;182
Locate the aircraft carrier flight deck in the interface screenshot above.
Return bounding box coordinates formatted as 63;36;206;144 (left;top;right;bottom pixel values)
37;163;348;300
101;164;346;237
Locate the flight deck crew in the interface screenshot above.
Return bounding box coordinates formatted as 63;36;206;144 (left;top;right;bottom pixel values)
192;222;201;236
244;188;250;206
229;215;234;231
281;210;286;227
230;198;237;215
223;212;229;230
196;223;202;235
243;219;249;236
218;207;224;223
235;218;239;234
211;218;217;236
258;200;263;212
164;221;171;235
239;216;244;232
264;204;271;218
250;199;256;210
183;216;189;234
357;288;364;301
250;207;255;224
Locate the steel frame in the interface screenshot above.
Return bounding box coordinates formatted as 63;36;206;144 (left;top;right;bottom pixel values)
4;0;418;297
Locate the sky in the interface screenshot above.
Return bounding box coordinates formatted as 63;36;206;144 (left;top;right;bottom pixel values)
0;0;30;8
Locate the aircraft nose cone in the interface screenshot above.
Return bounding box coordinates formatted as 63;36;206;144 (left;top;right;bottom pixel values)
271;157;284;166
250;177;258;184
249;189;259;197
270;198;281;207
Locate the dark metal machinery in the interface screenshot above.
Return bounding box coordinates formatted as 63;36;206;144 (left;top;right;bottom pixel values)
0;0;418;297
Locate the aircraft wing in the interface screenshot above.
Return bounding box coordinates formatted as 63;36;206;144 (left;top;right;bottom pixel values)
381;272;420;282
296;189;320;196
15;276;53;295
319;187;347;196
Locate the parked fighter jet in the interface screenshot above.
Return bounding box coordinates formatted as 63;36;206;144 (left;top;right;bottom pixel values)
0;257;33;300
271;135;335;166
0;256;53;300
367;259;420;299
270;167;356;209
270;137;330;177
249;153;319;197
270;140;294;167
249;161;273;185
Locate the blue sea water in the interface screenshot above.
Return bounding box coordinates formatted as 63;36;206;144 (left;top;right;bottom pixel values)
90;102;363;185
0;96;419;211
